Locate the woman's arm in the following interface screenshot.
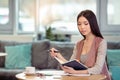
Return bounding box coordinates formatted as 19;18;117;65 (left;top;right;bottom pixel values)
55;52;68;63
87;39;107;74
62;43;89;74
61;39;107;74
49;48;68;63
70;43;78;60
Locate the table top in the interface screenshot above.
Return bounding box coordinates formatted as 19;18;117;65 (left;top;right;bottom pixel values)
16;70;106;80
0;53;7;56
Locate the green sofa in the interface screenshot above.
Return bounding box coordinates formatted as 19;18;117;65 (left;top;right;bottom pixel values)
107;42;120;80
0;40;74;80
0;40;119;80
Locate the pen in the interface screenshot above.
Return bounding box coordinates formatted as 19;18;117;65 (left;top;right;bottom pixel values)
36;72;53;76
48;49;59;53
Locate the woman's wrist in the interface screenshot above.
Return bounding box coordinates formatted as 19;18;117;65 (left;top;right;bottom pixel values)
56;53;67;62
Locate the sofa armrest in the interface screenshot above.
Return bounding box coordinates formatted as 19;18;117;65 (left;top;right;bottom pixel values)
109;66;120;80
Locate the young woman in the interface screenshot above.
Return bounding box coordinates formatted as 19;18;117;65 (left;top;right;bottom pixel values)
49;10;111;80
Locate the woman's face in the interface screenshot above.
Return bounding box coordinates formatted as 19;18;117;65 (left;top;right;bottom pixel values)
77;16;92;36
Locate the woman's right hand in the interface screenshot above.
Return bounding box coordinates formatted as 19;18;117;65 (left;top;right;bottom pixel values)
49;48;67;63
49;48;59;58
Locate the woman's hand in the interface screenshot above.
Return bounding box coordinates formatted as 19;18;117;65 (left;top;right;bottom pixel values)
49;48;59;58
61;65;89;74
49;48;67;64
61;66;76;74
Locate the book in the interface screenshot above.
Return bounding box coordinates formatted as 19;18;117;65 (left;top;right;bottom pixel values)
54;57;88;70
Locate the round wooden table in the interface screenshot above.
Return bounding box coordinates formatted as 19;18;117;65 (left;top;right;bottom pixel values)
16;70;106;80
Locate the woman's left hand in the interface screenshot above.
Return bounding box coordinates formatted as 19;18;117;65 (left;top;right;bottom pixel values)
61;66;76;74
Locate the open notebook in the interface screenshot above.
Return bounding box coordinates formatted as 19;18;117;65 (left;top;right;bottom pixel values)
54;57;88;70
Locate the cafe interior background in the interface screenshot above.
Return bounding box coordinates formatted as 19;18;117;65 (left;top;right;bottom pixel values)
0;0;120;42
0;0;120;80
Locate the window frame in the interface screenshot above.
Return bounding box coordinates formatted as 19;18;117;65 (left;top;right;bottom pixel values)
0;0;18;34
0;0;11;34
100;0;120;34
0;0;120;35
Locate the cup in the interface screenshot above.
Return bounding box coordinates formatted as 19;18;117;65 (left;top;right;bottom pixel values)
25;66;35;74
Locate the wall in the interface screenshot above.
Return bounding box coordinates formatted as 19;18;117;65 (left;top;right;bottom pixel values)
0;34;120;43
0;35;34;42
71;35;120;43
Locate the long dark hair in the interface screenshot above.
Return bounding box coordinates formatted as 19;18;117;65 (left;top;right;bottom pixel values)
77;10;103;39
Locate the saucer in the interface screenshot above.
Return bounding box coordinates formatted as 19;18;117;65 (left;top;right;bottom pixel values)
24;72;36;76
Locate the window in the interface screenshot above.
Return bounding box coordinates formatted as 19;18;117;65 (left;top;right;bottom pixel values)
39;0;96;35
0;0;36;34
0;6;9;25
0;0;9;25
0;0;119;36
107;0;120;25
100;0;120;34
18;0;35;33
0;0;10;34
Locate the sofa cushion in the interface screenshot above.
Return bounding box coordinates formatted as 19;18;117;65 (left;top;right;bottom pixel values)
109;66;120;80
5;44;32;69
48;41;74;69
107;49;120;66
0;40;17;67
107;42;120;49
31;40;50;69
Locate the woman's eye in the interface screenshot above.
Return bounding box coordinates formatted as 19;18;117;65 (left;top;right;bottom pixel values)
77;23;81;25
85;23;88;25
